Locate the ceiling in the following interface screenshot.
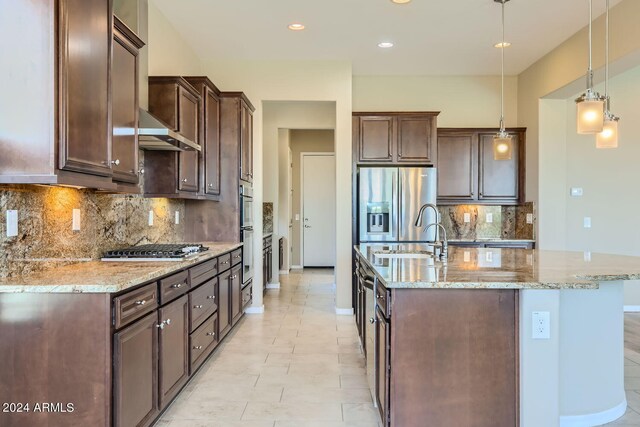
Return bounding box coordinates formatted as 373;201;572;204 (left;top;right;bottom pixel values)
152;0;622;76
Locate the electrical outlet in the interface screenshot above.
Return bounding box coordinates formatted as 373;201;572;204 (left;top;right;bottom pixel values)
526;213;534;224
175;211;180;225
6;210;18;237
463;251;471;263
570;187;584;197
72;209;81;231
148;210;154;226
486;213;493;223
532;311;551;339
463;213;471;223
583;217;592;229
584;251;592;262
295;214;300;221
526;254;533;265
485;251;493;263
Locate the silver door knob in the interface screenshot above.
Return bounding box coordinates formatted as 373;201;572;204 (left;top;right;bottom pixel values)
111;159;120;166
156;322;165;329
139;168;145;175
170;283;183;289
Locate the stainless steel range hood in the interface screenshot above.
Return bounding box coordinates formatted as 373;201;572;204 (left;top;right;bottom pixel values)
138;109;201;151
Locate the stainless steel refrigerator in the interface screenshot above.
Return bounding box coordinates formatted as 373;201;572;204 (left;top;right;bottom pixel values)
358;167;437;243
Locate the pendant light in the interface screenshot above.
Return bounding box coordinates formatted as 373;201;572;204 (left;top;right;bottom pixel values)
576;0;605;134
493;0;512;161
596;0;620;148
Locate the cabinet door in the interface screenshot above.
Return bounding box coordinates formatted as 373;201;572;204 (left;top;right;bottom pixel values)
396;116;435;164
240;104;253;183
437;132;477;203
111;28;139;184
263;250;268;288
204;88;221;195
478;133;520;203
218;270;231;338
178;87;199;192
358;116;394;163
231;265;242;324
158;295;189;409
375;309;390;427
58;0;111;177
113;312;159;427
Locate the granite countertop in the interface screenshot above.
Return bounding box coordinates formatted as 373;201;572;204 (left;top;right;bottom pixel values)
0;242;242;294
355;243;640;290
448;238;536;243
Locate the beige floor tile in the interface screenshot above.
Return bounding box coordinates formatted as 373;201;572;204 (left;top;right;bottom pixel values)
281;386;373;404
162;395;247;421
242;402;342;421
340;374;371;389
190;383;283;403
342;403;382;425
603;407;640;426
160;420;275;427
275;422;377;427
256;372;341;388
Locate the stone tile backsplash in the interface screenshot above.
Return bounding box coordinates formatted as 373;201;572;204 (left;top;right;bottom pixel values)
0;185;186;277
263;202;273;234
438;202;535;240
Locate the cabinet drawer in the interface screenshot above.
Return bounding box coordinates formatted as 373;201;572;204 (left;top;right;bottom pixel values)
189;278;218;332
159;271;189;305
189;258;218;287
114;283;158;329
376;282;391;318
190;313;218;373
218;253;232;272
231;249;242;266
241;285;252;310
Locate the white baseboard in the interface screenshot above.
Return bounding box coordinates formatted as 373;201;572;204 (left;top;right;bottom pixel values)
335;307;354;316
244;305;265;314
279;270;289;275
291;265;303;269
266;282;280;289
559;399;626;427
625;305;640;312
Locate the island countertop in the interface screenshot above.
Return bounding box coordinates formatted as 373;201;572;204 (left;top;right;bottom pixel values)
0;242;242;294
355;243;640;289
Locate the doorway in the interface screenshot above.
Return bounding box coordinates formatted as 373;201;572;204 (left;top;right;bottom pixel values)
301;153;336;267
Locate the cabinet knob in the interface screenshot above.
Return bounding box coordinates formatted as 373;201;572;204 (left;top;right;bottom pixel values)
369;317;376;324
208;183;214;188
156;322;165;329
193;304;204;309
207;295;216;299
377;294;384;299
182;178;188;183
206;332;216;337
139;168;145;175
193;345;203;350
111;159;120;166
165;319;171;326
170;283;184;289
135;300;146;306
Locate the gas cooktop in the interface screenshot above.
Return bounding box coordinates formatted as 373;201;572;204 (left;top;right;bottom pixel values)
102;244;209;262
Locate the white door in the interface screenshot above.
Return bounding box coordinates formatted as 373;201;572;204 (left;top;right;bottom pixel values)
302;154;336;267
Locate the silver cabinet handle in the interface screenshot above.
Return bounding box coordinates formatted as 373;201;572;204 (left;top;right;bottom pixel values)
207;295;216;300
193;305;204;309
135;300;146;306
165;319;171;326
193;345;203;350
206;332;216;337
369;318;376;324
377;294;384;299
208;183;214;188
139;168;145;175
111;159;120;166
234;255;242;259
304;225;311;229
156;322;165;329
170;283;184;289
221;260;229;265
182;178;188;183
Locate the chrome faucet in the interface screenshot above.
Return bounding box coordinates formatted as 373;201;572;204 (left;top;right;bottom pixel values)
424;223;448;262
415;203;441;240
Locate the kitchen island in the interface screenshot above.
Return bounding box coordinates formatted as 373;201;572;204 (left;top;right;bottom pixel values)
355;243;640;427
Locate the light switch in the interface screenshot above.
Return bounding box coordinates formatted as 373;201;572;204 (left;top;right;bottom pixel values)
486;213;493;223
583;217;592;229
463;213;471;223
570;187;584;197
526;213;534;224
148;210;154;226
72;209;81;231
6;210;18;237
175;211;180;225
532;311;551;339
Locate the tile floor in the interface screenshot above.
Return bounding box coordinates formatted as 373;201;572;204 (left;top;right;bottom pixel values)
156;268;381;427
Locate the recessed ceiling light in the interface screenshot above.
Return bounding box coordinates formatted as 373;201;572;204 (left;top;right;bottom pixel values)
288;23;305;31
378;42;394;48
391;0;412;3
494;42;512;48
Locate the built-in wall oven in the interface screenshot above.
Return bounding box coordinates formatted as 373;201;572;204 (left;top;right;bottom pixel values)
240;184;254;286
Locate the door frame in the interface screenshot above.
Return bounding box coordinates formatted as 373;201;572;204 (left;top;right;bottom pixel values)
300;152;336;267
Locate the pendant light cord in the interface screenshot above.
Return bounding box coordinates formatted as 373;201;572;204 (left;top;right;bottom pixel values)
587;0;594;89
605;0;609;100
500;0;505;132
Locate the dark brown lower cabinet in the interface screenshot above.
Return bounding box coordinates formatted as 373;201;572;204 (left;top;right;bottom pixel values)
231;264;243;324
158;295;189;409
218;269;232;339
114;312;159;427
375;308;390;427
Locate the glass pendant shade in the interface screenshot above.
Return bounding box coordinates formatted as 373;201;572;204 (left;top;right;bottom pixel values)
596;116;619;148
493;132;513;160
576;97;605;134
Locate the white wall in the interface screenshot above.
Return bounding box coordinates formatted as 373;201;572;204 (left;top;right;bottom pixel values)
202;60;353;312
353;75;518;128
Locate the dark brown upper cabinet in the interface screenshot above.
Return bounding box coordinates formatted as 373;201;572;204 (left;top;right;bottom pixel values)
0;0;115;189
185;77;222;200
112;18;145;189
436;128;526;205
353;112;439;165
144;77;201;198
220;93;255;184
